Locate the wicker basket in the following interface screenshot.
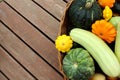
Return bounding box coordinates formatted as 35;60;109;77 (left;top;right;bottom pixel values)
58;0;74;80
57;0;120;80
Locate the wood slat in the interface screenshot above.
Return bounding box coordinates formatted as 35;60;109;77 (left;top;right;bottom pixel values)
0;2;59;71
0;23;63;80
0;71;8;80
0;47;35;80
4;0;59;41
33;0;66;20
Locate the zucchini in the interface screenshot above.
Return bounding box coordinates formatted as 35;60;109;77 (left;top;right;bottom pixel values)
115;23;120;62
70;28;120;77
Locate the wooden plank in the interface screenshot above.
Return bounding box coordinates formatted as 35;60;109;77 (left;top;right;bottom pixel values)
0;71;8;80
0;47;35;80
4;0;59;41
33;0;66;19
0;2;60;71
0;23;63;80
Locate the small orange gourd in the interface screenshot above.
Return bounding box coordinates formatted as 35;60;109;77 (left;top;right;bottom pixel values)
92;20;116;43
98;0;115;8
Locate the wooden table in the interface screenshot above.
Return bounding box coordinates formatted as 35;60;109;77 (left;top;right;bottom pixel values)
0;0;69;79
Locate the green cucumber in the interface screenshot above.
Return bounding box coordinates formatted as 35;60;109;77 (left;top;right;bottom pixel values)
70;28;120;77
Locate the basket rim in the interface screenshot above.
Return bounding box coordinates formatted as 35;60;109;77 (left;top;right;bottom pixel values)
58;0;74;80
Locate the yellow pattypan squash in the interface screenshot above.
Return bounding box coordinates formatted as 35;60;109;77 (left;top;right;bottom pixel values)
55;34;73;53
103;6;113;21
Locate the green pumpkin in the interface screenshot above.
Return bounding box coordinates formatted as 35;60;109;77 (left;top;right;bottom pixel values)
68;0;102;30
112;2;120;14
63;48;95;80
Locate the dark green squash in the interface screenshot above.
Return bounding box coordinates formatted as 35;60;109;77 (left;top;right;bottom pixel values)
68;0;102;30
112;2;120;14
63;48;95;80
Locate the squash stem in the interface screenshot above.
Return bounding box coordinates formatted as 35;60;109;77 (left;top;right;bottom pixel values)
85;0;94;8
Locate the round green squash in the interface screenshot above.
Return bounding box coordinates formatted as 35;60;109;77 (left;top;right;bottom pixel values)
68;0;102;30
112;2;120;14
63;48;95;80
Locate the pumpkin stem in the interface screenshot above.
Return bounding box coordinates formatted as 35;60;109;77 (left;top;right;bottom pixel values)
85;0;94;9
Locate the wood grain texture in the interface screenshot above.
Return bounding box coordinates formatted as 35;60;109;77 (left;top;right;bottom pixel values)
5;0;59;41
0;0;68;79
34;0;66;20
0;23;63;80
0;72;8;80
0;2;59;71
0;47;35;80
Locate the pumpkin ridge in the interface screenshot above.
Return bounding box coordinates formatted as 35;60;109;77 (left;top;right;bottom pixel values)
68;0;102;30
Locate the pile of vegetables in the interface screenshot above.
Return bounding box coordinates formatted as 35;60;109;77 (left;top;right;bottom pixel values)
55;0;120;80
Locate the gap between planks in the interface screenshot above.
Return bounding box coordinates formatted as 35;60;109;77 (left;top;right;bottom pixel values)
32;0;66;21
0;1;60;73
3;1;55;43
0;70;9;80
0;0;69;79
0;22;63;80
4;0;60;41
0;45;36;80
